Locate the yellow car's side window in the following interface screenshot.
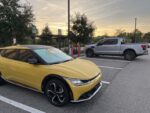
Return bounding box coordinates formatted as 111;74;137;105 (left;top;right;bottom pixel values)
1;49;18;60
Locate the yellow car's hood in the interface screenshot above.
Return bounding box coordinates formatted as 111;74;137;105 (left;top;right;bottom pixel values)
55;58;101;80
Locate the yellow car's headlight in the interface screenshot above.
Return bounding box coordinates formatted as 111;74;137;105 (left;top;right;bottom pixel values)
67;78;88;86
66;73;101;86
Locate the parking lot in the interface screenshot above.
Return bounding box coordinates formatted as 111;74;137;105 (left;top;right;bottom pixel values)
0;49;150;113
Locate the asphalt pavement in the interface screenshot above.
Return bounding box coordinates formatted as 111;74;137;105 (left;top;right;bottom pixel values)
0;49;149;113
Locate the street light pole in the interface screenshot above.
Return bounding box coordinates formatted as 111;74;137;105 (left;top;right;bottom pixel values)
68;0;71;54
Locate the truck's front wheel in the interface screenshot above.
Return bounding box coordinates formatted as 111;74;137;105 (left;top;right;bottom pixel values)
124;50;136;61
86;49;94;57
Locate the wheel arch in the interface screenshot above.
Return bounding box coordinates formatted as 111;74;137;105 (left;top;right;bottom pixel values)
123;49;137;56
85;48;95;57
0;72;3;76
86;48;94;53
41;74;73;100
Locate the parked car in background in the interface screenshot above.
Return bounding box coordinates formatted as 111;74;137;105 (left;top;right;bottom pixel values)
0;45;102;106
85;38;148;61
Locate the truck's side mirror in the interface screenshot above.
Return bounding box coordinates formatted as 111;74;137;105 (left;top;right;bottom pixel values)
121;42;125;44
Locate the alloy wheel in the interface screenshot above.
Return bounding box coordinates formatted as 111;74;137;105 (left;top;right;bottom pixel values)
46;82;66;105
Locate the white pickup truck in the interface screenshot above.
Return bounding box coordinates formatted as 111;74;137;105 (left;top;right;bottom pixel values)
85;38;148;61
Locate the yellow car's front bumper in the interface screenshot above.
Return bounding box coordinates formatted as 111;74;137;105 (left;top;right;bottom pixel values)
71;82;102;102
66;74;102;102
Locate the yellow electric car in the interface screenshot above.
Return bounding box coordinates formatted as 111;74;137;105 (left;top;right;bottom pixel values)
0;45;102;106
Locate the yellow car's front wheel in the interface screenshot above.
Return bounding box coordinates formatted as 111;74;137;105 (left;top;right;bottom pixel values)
45;79;70;106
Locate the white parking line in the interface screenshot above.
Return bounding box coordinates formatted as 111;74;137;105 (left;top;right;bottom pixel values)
97;58;131;63
0;95;45;113
82;56;131;63
99;65;123;70
102;81;110;85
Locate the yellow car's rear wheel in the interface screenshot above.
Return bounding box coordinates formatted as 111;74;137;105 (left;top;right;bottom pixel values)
45;79;70;106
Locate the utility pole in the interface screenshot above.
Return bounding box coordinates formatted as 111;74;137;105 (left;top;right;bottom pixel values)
134;18;137;43
68;0;71;54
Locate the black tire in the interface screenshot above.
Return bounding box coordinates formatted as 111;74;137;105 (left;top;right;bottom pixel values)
124;50;136;61
95;54;99;57
0;73;6;86
86;49;94;57
45;79;70;106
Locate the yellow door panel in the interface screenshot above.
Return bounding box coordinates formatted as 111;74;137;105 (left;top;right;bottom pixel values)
0;57;16;80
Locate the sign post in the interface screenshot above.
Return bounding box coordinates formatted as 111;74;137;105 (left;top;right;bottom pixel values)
68;0;71;54
13;37;16;45
58;29;62;49
32;25;37;44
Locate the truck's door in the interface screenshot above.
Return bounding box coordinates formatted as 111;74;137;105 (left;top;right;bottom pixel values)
95;39;121;55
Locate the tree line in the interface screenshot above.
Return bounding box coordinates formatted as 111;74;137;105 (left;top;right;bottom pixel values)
115;29;150;43
0;0;35;46
0;0;150;47
0;0;95;46
94;29;150;43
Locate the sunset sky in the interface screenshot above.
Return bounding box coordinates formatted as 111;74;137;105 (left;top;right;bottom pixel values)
21;0;150;36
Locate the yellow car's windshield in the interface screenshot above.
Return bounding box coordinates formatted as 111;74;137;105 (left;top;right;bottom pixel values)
33;48;73;64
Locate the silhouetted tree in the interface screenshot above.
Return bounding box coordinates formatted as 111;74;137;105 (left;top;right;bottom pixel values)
115;29;127;37
0;0;34;46
40;25;52;45
115;29;144;42
102;33;109;38
70;13;96;44
136;29;143;37
143;32;150;42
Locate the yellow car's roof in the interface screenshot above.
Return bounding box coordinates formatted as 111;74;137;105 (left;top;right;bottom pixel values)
0;45;28;49
0;45;53;50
